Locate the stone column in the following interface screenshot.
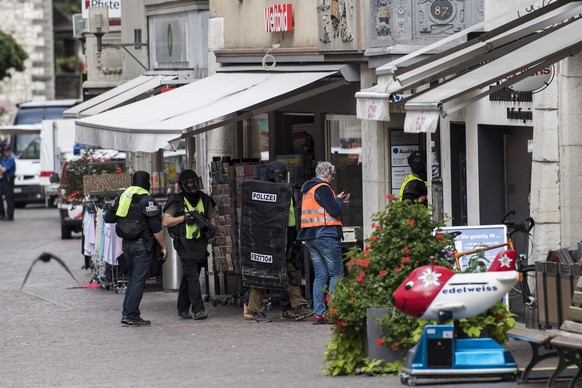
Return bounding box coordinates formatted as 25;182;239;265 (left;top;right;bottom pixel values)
360;64;389;238
530;66;560;260
558;54;582;249
206;16;235;165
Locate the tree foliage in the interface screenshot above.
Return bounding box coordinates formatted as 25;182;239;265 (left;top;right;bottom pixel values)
0;30;28;81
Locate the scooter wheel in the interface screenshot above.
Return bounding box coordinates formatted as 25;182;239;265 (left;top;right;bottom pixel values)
407;376;417;387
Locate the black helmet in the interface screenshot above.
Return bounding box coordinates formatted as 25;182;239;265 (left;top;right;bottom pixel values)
179;169;200;194
407;151;426;176
265;161;288;183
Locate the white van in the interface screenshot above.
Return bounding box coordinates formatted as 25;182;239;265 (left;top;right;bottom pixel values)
10;100;79;207
39;120;76;206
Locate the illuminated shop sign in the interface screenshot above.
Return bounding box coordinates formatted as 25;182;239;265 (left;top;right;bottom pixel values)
264;4;293;32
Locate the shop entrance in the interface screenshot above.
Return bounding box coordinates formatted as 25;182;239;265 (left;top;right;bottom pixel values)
478;124;533;246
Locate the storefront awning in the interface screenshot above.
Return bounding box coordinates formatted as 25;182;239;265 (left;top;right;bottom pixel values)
356;0;582;132
75;70;349;153
63;71;192;119
0;124;42;134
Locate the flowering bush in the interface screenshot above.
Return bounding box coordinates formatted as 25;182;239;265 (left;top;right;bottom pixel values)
323;195;517;376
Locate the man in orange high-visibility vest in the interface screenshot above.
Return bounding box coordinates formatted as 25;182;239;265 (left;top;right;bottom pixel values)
297;161;349;324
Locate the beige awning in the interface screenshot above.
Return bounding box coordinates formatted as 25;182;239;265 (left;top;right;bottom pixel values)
63;71;193;119
75;68;352;153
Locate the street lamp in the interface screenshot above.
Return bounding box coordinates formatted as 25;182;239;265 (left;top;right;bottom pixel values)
88;6;110;53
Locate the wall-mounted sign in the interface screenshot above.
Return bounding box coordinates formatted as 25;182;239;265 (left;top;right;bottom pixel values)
264;4;293;32
506;65;554;93
82;0;122;19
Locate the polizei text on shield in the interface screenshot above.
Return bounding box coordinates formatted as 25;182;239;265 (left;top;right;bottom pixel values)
251;192;277;202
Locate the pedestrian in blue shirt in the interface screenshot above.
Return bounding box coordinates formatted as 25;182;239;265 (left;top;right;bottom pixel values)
0;145;16;221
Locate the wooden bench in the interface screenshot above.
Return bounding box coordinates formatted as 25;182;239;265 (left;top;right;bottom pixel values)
547;287;582;387
508;277;582;387
507;327;558;383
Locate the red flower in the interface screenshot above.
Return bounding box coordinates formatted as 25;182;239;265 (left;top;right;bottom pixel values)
403;246;409;254
371;235;378;241
330;308;338;315
337;320;347;327
402;256;411;263
394;267;401;273
375;225;382;231
365;243;370;250
364;249;370;256
435;233;445;240
386;193;394;200
356;271;366;285
350;297;355;303
406;219;415;225
379;269;387;276
418;196;426;202
376;337;385;347
325;292;331;305
371;222;376;228
390;342;399;351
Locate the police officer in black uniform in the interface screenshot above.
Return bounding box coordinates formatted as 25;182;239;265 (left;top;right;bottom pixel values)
399;150;428;205
163;170;216;320
105;170;167;327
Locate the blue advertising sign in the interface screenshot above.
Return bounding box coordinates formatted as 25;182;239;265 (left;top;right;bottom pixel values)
439;225;507;271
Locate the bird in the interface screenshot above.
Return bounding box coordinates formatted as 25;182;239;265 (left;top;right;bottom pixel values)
20;252;80;290
392;249;518;321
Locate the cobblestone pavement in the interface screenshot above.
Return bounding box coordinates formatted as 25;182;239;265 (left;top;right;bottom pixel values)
0;207;569;387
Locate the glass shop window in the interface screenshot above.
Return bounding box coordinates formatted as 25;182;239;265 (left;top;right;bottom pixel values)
325;115;363;230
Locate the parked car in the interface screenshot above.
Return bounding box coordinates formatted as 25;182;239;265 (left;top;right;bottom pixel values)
57;150;126;239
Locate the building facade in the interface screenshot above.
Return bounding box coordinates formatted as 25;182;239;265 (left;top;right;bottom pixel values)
77;0;582;262
0;0;56;124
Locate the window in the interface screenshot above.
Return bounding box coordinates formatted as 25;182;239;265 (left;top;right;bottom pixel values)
326;115;362;229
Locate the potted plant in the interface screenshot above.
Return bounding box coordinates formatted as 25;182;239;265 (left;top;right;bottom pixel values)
323;195;517;376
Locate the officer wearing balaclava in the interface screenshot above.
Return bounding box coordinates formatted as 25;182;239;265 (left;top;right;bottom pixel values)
163;169;216;321
399;151;428;205
104;170;168;327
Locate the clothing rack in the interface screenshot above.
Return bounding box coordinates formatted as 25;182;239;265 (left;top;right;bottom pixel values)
82;191;168;292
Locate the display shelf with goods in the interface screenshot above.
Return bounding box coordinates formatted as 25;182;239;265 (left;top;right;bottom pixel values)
208;157;241;306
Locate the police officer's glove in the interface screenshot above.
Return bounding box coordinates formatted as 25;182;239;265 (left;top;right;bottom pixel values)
185;213;197;225
202;226;216;240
